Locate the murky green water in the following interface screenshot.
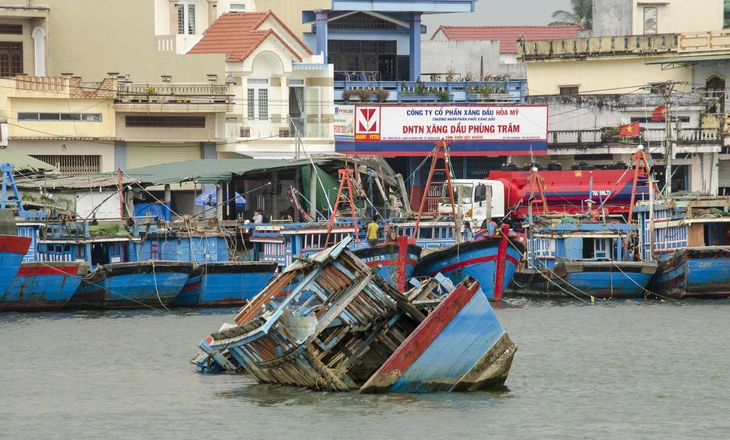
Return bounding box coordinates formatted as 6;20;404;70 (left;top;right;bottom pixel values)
2;298;728;440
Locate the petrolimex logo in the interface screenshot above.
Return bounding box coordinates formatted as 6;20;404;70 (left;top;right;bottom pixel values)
355;107;380;141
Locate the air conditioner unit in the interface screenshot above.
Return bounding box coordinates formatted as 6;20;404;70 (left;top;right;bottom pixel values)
240;127;250;137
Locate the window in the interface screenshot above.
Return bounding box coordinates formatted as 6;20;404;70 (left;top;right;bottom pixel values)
725;1;730;28
18;112;102;121
177;3;196;35
125;116;205;127
31;155;101;175
230;3;246;11
0;24;22;35
559;86;579;95
643;7;657;34
0;42;22;77
247;79;269;120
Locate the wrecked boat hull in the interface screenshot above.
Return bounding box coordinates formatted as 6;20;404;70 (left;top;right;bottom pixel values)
195;237;516;393
360;279;515;393
171;261;277;307
67;261;191;309
650;247;730;299
0;262;89;312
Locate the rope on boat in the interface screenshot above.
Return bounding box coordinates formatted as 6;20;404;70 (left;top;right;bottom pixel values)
152;260;170;311
35;260;173;311
608;260;676;301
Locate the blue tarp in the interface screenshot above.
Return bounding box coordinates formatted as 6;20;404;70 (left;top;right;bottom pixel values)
134;202;171;222
195;189;247;207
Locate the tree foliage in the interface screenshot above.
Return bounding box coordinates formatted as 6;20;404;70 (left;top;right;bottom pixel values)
550;0;592;29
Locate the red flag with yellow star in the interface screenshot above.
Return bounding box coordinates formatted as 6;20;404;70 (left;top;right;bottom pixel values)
619;121;640;137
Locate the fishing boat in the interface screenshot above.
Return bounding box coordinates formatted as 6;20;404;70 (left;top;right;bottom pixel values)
409;141;525;299
194;236;516;393
127;220;277;307
0;233;32;296
506;215;657;299
0;261;89;312
636;194;730;299
35;222;191;309
171;261;277;307
352;235;421;292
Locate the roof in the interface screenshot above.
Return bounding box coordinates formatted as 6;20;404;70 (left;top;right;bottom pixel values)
431;25;583;53
188;11;310;62
0;148;55;173
15;159;318;190
645;53;730;69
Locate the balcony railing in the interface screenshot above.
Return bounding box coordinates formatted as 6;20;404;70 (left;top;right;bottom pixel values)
334;80;526;104
678;30;730;52
548;128;722;147
518;33;678;60
116;83;232;104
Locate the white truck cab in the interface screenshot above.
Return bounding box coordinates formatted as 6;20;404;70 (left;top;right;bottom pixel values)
437;179;506;228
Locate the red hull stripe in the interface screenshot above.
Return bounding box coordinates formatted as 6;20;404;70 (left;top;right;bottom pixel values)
363;258;418;267
425;254;519;277
0;236;31;255
366;281;480;386
16;265;82;276
181;282;201;292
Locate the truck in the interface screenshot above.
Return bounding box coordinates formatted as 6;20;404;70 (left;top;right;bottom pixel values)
438;166;650;229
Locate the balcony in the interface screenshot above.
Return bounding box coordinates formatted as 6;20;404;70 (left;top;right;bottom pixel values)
116;83;232;104
547;127;722;150
334;79;526;104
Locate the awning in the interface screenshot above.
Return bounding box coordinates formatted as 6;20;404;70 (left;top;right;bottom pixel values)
645;53;730;70
293;63;329;71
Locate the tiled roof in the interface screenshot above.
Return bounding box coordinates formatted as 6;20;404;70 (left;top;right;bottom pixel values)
188;11;310;62
431;25;583;53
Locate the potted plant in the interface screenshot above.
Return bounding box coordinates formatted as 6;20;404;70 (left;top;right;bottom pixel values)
398;80;451;102
445;63;456;82
342;88;389;103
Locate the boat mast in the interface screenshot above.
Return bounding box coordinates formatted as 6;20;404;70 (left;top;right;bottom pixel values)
412;140;456;241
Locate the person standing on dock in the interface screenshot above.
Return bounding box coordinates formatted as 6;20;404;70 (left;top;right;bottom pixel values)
367;216;379;248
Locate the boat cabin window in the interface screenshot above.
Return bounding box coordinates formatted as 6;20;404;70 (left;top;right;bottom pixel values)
583;238;610;260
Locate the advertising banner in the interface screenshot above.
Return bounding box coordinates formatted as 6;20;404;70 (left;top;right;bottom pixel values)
335;104;548;156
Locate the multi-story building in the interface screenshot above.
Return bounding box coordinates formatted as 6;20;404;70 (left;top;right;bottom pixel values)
519;0;730;195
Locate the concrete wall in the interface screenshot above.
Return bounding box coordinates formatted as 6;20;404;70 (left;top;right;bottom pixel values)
593;0;633;37
421;40;501;80
524;57;693;96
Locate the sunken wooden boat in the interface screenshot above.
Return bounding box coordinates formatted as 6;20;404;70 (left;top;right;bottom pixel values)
67;260;192;309
1;262;89;312
194;236;516;393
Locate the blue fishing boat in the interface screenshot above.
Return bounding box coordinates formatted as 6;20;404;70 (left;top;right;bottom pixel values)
171;261;277;307
194;237;516;393
35;223;191;309
506;216;657;299
0;234;32;295
1;261;89;312
636;194;730;299
128;222;277;307
415;225;525;299
352;235;421;292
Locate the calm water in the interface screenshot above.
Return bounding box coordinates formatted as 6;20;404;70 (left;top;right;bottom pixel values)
2;298;729;440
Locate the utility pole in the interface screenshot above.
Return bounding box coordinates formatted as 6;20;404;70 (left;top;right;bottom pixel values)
661;80;685;198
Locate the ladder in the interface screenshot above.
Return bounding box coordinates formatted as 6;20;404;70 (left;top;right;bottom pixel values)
324;168;359;248
413;140;456;239
627;148;658;221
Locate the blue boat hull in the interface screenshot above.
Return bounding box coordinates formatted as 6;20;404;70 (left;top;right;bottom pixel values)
67;261;192;309
508;260;657;299
353;243;421;290
0;235;32;296
0;262;89;312
649;247;730;299
172;261;278;307
361;277;516;393
415;237;524;299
